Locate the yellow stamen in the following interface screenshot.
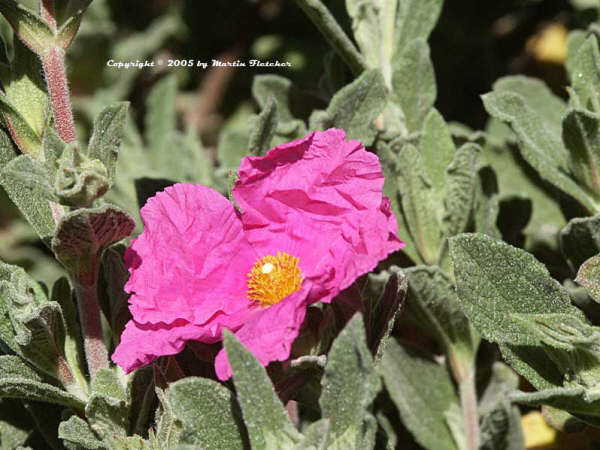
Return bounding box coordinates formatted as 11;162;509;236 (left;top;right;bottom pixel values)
247;252;302;306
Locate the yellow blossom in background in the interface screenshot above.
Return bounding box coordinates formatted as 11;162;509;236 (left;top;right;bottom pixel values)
526;23;569;64
522;411;559;449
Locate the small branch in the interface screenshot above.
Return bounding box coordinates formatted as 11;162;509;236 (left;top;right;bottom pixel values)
40;0;57;32
294;0;367;76
458;371;480;450
73;280;109;378
41;47;77;143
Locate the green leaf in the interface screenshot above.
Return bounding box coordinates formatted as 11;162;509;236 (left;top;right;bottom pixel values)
570;35;600;111
395;143;442;264
363;268;407;361
443;143;481;237
0;156;57;243
511;386;600;419
0;0;54;56
345;0;381;68
86;368;129;440
576;254;600;303
88;102;129;181
0;355;85;410
144;74;177;166
0;93;43;157
420;109;456;219
224;331;301;449
0;127;16;167
0;399;33;450
248;97;278;156
541;406;586;433
56;0;94;48
51;205;135;285
394;0;443;53
391;38;436;133
472;166;501;239
1;154;56;202
154;387;183;448
252;75;295;123
379;142;423;264
380;339;459;450
2;38;49;155
560;214;600;271
482;84;597;212
562;109;600;195
311;69;386;146
483;131;565;249
567;30;587;84
450;233;585;346
0;261;80;391
50;277;87;394
405;266;479;373
54;144;110;208
58;415;105;450
293;419;329;450
478;363;525;450
293;0;367;76
170;377;246;449
320;314;381;446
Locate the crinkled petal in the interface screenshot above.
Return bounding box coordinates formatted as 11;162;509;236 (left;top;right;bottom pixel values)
125;183;257;325
112;319;215;373
234;129;404;304
214;285;310;380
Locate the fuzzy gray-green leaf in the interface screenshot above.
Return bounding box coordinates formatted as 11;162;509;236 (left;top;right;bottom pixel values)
576;254;600;303
312;69;386;146
88;102;129;181
560;214;600;271
420;109;455;219
0;155;57;243
570;35;600;111
405;265;479;366
320;314;381;446
562;109;600;195
394;0;443;53
224;331;301;449
58;415;106;450
248;97;278;156
0;355;84;410
395;143;441;264
482;85;597;212
450;233;585;346
51;205;135;285
381;339;459;450
443;143;481;237
170;377;246;450
392;38;436;133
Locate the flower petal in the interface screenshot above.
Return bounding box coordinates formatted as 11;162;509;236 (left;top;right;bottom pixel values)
125;183;256;326
214;285;310;380
112;319;214;373
234;129;404;304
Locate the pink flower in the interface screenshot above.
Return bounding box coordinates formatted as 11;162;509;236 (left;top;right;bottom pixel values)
111;129;404;380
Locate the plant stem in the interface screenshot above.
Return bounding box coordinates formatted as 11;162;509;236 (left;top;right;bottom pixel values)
458;370;480;450
38;0;77;144
294;0;367;76
41;47;77;143
40;0;57;31
73;280;109;378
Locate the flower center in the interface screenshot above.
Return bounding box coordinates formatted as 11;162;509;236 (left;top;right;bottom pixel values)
247;252;302;306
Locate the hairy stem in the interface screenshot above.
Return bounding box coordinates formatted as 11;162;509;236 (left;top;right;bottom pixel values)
42;47;77;143
458;370;480;450
294;0;367;76
40;0;57;31
73;280;109;378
